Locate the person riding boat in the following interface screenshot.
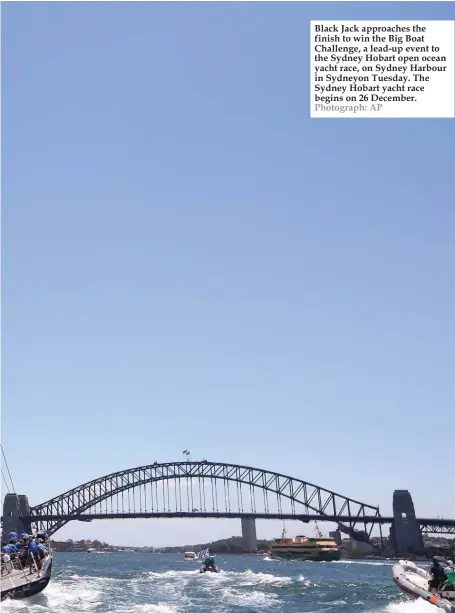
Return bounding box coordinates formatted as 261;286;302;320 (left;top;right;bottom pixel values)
442;560;455;591
37;541;48;558
27;535;43;572
1;543;14;555
2;551;13;573
429;556;448;592
3;542;18;556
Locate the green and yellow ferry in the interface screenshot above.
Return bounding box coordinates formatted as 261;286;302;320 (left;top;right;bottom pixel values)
269;529;341;561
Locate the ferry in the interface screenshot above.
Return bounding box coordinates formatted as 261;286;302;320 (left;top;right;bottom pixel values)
269;526;341;561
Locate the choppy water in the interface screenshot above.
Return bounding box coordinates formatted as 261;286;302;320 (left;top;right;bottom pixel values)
2;553;436;613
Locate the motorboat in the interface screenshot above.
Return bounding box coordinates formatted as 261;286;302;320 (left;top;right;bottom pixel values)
199;556;220;573
392;559;455;613
183;551;197;561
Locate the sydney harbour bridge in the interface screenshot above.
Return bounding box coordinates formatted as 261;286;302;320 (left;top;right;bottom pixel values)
3;461;454;554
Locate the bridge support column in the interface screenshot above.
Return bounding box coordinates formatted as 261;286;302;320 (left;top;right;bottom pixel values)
241;518;257;552
389;490;424;554
2;494;32;539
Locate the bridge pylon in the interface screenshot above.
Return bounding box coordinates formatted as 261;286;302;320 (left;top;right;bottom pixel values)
389;490;424;554
2;494;32;539
241;518;257;551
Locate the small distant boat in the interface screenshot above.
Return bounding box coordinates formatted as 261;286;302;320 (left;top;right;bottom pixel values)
86;547;96;553
392;560;455;613
1;544;53;601
183;551;197;561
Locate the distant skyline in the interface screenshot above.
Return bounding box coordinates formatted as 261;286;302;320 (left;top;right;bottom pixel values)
2;1;454;546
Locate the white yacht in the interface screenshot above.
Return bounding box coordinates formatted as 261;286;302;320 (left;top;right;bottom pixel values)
183;551;197;561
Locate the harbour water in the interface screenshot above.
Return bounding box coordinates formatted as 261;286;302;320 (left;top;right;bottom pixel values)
2;553;435;613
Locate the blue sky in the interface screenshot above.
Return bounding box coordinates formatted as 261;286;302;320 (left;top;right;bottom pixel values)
2;2;454;547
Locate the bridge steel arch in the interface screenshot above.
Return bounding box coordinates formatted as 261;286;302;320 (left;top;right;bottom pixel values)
29;461;382;539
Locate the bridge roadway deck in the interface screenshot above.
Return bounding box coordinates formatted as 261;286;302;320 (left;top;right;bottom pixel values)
20;512;455;526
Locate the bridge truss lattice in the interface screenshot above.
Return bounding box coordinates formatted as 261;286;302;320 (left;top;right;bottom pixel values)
29;461;382;539
421;522;455;535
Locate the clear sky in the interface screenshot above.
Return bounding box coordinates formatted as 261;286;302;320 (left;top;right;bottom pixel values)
2;2;454;547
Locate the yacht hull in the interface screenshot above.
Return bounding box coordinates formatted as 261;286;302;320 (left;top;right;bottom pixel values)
1;555;53;601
